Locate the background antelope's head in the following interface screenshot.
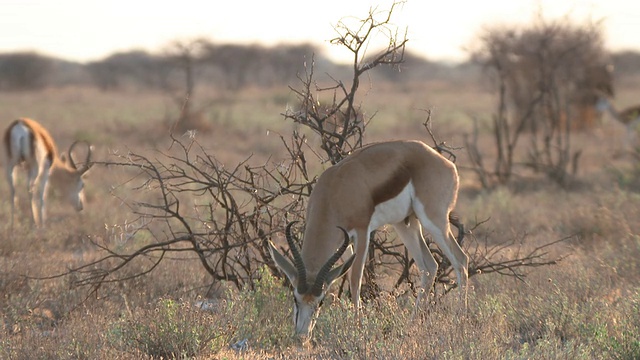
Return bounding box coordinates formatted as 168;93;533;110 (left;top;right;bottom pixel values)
51;140;93;211
268;222;354;339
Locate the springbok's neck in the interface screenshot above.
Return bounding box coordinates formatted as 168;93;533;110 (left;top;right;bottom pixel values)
49;159;77;181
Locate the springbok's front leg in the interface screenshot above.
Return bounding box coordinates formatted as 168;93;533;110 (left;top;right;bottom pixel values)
348;229;371;314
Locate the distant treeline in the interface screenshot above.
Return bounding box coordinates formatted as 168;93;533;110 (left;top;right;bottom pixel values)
1;40;639;92
0;40;480;92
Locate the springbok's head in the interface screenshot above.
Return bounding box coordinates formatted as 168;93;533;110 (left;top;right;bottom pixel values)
268;222;354;339
52;140;93;211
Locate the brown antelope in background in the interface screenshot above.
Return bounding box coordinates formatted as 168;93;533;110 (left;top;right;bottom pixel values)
596;95;640;146
268;140;469;339
3;118;93;229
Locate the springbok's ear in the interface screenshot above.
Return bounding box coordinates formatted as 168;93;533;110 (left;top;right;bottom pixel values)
325;254;354;286
267;241;298;285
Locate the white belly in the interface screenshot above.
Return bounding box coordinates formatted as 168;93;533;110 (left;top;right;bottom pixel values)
368;181;414;231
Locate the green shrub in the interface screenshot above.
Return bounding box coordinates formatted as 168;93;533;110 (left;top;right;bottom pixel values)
604;290;640;360
224;266;297;349
109;298;225;359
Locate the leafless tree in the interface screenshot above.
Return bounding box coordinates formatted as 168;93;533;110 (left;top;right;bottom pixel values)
162;39;214;133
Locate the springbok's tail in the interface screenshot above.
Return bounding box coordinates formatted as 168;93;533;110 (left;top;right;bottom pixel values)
448;211;467;245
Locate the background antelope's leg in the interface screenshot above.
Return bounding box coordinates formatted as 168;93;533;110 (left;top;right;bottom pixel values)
6;165;17;229
31;169;49;228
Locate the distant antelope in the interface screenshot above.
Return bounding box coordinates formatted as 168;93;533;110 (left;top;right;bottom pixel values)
268;140;469;339
3;118;93;229
596;96;640;146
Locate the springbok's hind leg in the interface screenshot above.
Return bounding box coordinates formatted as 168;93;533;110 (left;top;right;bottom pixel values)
393;217;438;317
415;209;469;310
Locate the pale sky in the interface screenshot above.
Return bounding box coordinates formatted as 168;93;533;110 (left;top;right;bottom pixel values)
1;0;638;63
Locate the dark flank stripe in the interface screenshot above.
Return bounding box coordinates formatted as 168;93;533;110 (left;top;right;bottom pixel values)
371;166;411;205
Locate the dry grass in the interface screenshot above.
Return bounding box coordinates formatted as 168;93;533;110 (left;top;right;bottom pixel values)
1;79;640;359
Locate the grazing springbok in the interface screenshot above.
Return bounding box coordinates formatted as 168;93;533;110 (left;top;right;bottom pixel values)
268;140;469;339
3;118;93;229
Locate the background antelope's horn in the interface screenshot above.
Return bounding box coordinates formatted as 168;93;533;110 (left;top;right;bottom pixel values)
68;140;93;173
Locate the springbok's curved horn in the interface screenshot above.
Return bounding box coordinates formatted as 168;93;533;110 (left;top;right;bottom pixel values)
286;221;308;294
311;226;351;296
68;140;93;174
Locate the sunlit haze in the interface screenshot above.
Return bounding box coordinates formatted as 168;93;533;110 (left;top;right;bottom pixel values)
1;0;639;63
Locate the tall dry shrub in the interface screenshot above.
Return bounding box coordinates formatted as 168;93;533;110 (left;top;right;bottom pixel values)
467;14;612;187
